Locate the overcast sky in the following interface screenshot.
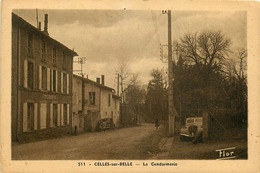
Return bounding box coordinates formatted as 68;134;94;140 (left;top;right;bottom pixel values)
13;10;247;89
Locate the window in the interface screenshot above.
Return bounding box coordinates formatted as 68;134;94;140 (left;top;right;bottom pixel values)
108;94;111;107
41;41;47;60
58;72;61;92
28;33;33;56
52;48;57;64
62;51;66;69
23;103;38;132
63;104;67;124
42;66;47;90
89;92;95;105
53;70;57;92
93;93;95;105
27;103;34;131
63;73;67;93
27;61;34;89
53;104;58;126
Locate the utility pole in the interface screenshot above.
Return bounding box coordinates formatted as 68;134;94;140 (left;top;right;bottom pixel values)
73;57;87;114
36;9;39;28
162;10;179;136
120;74;125;126
73;57;86;77
167;10;174;137
117;73;120;96
120;76;124;103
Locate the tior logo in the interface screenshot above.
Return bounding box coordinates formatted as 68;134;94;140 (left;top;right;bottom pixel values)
216;147;236;160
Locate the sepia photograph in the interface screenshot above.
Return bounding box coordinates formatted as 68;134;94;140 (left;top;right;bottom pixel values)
1;0;260;172
10;9;248;160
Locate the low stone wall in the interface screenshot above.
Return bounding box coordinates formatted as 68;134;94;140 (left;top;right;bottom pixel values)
17;126;71;143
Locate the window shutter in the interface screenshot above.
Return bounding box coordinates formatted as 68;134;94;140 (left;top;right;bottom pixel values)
34;63;36;89
61;104;64;125
50;103;53;127
51;69;53;91
24;59;28;88
47;68;50;91
57;104;60;126
23;103;27;132
39;65;42;89
67;74;69;94
40;103;47;129
61;73;63;93
56;71;58;93
34;103;38;130
67;104;70;124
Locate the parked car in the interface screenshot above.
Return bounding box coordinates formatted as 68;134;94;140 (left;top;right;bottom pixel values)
180;117;203;141
97;118;115;131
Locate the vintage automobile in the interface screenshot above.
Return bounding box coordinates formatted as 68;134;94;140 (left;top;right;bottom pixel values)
180;117;203;141
97;118;115;131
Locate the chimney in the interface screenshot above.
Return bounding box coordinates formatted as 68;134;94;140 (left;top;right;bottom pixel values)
101;75;105;85
38;22;41;30
96;78;100;84
44;14;49;35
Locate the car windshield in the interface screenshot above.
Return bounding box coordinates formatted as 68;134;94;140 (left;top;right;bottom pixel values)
187;119;194;123
195;118;202;122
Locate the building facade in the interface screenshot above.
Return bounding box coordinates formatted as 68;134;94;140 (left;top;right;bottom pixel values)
112;94;121;127
11;13;78;142
72;75;120;132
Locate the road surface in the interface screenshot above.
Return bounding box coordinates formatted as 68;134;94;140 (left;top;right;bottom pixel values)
12;124;162;160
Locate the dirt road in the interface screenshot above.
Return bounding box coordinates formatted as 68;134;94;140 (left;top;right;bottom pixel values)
12;124;162;160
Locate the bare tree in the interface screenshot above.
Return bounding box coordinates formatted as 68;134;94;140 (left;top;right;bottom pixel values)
128;73;140;87
233;48;247;81
115;61;131;103
231;48;247;123
114;61;140;103
174;30;231;67
115;61;145;126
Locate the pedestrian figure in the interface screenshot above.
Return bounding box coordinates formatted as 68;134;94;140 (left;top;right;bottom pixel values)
155;118;159;129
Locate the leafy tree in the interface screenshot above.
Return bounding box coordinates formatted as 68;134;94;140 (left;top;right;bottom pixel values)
145;69;168;121
227;48;247;124
171;30;247;126
125;75;146;124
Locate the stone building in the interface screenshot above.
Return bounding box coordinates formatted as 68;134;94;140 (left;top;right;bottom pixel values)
11;13;78;142
72;75;120;133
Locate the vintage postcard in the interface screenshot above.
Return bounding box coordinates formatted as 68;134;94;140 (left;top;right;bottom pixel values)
1;0;260;172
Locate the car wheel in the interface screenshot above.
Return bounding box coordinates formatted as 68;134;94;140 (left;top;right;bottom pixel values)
192;131;203;144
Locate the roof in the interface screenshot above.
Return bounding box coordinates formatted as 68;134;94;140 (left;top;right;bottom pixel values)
12;13;78;57
73;74;115;92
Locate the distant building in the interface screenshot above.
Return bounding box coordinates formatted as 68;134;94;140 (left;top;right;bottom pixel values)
72;75;120;132
11;13;78;142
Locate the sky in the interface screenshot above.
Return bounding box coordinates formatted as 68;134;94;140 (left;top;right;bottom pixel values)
13;9;247;89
